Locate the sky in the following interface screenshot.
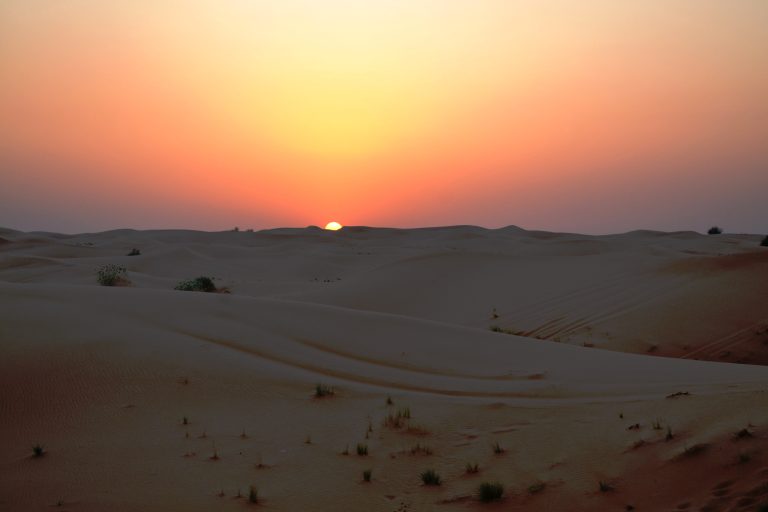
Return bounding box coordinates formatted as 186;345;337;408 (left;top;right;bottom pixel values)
1;0;766;234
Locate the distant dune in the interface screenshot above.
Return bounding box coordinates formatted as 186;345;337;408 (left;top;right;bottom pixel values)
2;226;768;511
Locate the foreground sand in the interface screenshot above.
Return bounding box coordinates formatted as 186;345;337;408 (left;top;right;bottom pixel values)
1;225;768;511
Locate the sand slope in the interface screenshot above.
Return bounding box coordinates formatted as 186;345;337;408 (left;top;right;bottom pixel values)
2;226;768;511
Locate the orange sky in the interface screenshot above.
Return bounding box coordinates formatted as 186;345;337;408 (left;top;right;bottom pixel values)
1;0;766;233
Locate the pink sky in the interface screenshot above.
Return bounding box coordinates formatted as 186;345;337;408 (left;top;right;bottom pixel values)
1;1;767;234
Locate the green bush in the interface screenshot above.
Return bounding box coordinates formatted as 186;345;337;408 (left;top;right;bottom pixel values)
314;383;335;398
32;444;45;458
479;482;504;502
96;264;128;286
420;469;441;486
174;276;216;292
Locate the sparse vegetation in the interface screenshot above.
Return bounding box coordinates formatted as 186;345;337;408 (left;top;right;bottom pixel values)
465;462;479;474
528;482;546;494
356;443;368;456
409;443;433;455
761;235;768;247
735;428;753;439
314;383;335;398
666;426;674;441
652;419;663;430
386;396;393;406
708;226;723;235
174;276;217;292
681;443;708;457
96;264;128;286
492;441;505;454
182;416;189;425
489;325;516;335
420;469;442;486
127;248;141;256
384;407;411;428
248;485;258;504
32;444;45;458
599;481;614;492
479;482;504;502
363;469;372;482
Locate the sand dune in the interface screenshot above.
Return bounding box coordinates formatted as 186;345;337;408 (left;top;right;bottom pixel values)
2;226;768;511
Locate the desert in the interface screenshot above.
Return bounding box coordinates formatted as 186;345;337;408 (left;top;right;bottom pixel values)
2;225;768;511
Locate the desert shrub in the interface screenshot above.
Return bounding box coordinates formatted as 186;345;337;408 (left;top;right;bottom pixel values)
420;469;441;486
314;383;335;398
409;443;432;455
32;444;45;458
248;485;258;503
356;443;368;456
599;481;614;492
492;441;505;454
465;462;479;474
174;276;216;292
96;264;128;286
528;482;546;494
363;469;372;482
708;226;722;235
761;236;768;247
384;407;411;428
479;482;504;502
127;248;141;256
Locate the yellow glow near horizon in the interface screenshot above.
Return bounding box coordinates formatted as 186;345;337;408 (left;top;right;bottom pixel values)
1;1;767;233
324;221;343;231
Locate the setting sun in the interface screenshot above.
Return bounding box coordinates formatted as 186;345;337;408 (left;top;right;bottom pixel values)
324;221;343;231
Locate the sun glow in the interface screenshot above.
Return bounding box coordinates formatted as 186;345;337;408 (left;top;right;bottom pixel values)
324;221;343;231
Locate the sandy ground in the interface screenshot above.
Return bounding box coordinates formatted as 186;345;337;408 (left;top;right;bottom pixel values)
1;225;768;511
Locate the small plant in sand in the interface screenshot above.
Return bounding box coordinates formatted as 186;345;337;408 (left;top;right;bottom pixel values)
96;264;128;286
127;248;141;256
32;444;45;458
384;406;411;428
465;462;479;474
651;418;663;430
598;481;614;492
304;435;312;445
707;226;722;235
489;325;515;335
734;428;753;439
528;482;546;494
410;443;433;455
356;443;368;456
248;485;258;504
479;482;504;502
386;396;393;406
681;443;708;457
210;442;220;460
174;276;217;292
363;469;372;482
314;383;335;398
420;469;442;486
665;426;674;441
492;441;505;455
182;416;189;425
761;235;768;247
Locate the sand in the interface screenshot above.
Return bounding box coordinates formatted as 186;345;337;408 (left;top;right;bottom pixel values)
1;225;768;511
